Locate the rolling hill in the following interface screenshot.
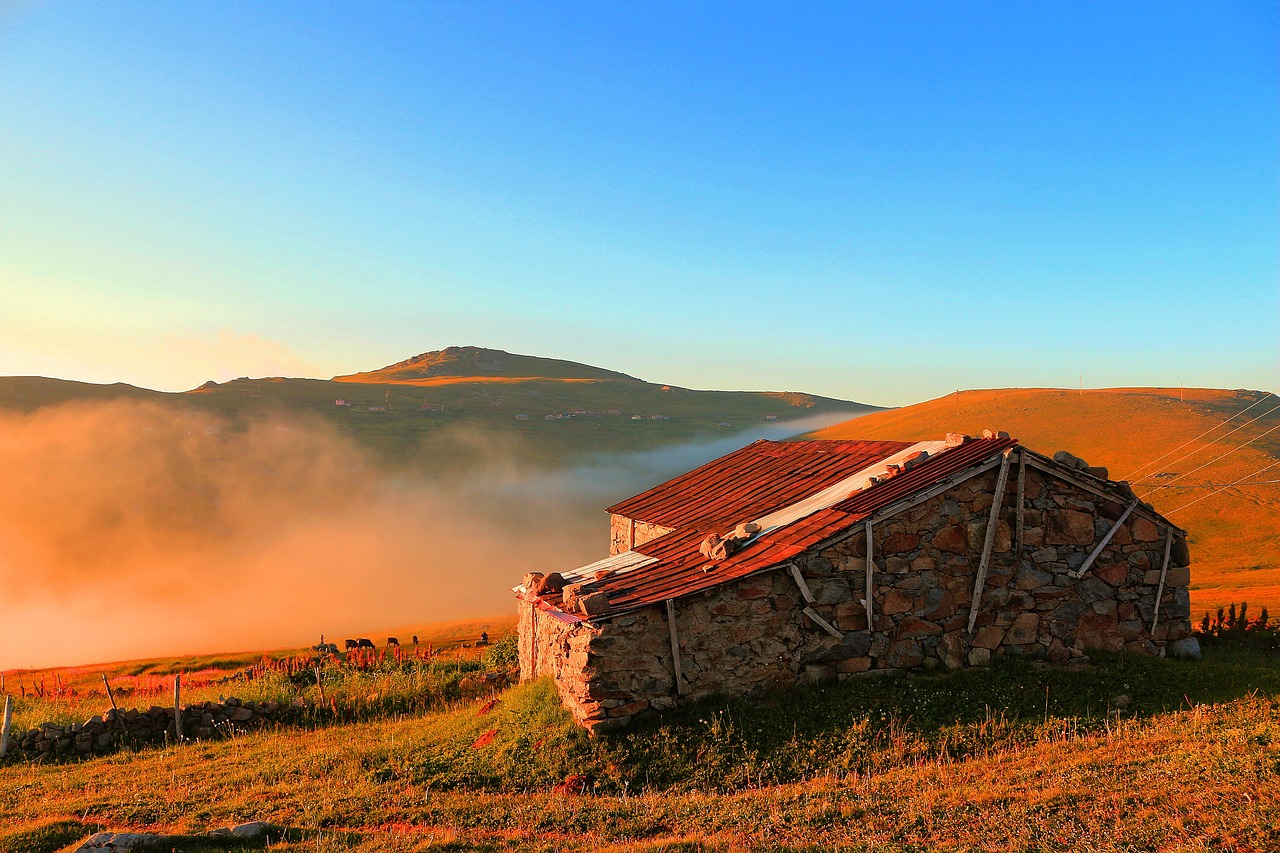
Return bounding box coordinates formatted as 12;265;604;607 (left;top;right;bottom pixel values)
806;387;1280;615
0;347;878;467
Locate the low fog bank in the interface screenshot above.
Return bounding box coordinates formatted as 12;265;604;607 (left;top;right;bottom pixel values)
0;403;866;669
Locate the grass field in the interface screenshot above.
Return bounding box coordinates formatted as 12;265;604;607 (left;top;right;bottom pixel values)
807;387;1280;616
2;637;1277;852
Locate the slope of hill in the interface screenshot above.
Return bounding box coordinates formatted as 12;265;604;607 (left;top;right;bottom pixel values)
806;387;1280;614
333;344;639;383
0;348;879;468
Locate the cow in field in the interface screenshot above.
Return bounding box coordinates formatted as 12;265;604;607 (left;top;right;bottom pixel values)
356;638;375;649
386;637;400;647
344;639;359;651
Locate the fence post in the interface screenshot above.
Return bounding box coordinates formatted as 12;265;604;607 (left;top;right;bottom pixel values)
173;675;183;743
1;695;13;759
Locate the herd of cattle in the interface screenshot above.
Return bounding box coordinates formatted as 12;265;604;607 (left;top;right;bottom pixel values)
312;633;487;655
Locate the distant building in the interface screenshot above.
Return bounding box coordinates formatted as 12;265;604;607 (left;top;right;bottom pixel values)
335;399;347;406
631;415;643;420
367;406;386;412
766;414;778;421
606;408;622;415
515;414;529;420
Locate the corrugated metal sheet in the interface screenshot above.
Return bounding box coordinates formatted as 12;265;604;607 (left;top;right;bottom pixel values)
605;438;914;530
517;436;1017;619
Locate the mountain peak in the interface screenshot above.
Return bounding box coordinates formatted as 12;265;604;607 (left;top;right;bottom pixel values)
333;346;640;384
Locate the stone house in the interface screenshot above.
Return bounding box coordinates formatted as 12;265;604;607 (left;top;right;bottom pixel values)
514;433;1193;732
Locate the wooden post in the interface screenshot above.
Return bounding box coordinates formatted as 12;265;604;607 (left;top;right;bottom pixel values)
864;519;875;630
1;695;12;759
102;674;120;716
1071;498;1140;578
1151;530;1174;632
1015;449;1026;553
968;450;1013;633
788;564;816;604
627;518;636;550
803;607;843;638
173;675;183;744
665;599;683;696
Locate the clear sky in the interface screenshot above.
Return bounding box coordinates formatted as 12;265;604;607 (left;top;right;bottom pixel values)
1;1;1275;406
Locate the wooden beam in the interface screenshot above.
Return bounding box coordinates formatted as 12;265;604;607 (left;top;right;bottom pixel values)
1071;498;1139;578
814;456;1005;554
788;563;816;604
1015;448;1026;553
665;599;683;696
1151;530;1174;633
173;675;183;744
864;519;875;631
627;518;636;550
868;457;1004;527
803;607;843;638
968;450;1014;633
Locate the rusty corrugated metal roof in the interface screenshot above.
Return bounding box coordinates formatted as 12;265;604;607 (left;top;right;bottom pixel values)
605;438;914;530
521;436;1018;620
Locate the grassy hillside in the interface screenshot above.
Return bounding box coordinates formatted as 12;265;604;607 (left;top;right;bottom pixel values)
0;347;876;468
2;641;1276;851
806;387;1280;614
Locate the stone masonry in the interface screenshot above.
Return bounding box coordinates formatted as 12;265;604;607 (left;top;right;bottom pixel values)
520;456;1192;733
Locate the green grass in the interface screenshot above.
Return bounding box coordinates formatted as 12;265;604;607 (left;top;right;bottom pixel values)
3;645;1277;851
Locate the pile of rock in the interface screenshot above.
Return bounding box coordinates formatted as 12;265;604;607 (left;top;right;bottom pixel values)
4;696;316;764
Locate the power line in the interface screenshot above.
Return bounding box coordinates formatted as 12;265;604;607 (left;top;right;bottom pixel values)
1120;390;1279;481
1137;418;1280;498
1163;460;1280;516
1144;479;1280;489
1131;400;1280;484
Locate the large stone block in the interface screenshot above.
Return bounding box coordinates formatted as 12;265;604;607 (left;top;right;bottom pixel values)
932;524;968;554
1006;613;1039;645
882;531;921;554
1046;509;1095;546
1131;517;1159;542
972;625;1005;649
1075;614;1124;652
884;639;923;668
895;617;943;639
881;588;915;616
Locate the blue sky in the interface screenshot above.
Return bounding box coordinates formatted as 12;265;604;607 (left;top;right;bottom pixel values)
1;1;1275;405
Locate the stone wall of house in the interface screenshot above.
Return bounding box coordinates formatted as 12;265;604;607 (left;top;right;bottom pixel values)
531;459;1193;732
608;514;675;556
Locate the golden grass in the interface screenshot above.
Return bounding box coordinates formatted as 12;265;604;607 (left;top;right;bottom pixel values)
1;682;1276;852
809;387;1280;615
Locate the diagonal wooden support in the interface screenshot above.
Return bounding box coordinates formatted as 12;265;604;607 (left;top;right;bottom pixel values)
803;607;844;638
1151;530;1174;632
1071;497;1140;578
968;450;1013;634
788;563;816;604
665;599;683;697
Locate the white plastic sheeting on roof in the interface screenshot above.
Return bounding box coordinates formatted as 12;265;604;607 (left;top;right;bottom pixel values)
742;440;952;540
